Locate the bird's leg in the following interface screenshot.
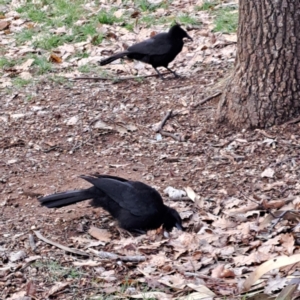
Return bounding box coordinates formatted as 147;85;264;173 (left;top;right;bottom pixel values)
154;68;164;79
166;67;180;78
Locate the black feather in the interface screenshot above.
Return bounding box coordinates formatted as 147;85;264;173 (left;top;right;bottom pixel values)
99;24;192;78
38;175;183;233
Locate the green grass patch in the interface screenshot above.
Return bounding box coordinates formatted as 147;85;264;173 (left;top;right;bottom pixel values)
134;0;169;12
123;22;134;31
27;9;47;23
140;14;155;25
12;77;32;87
72;23;104;45
213;8;238;33
33;34;65;50
74;52;89;59
197;0;219;11
49;75;68;85
0;57;23;69
177;14;199;25
16;0;87;27
33;260;83;281
97;9;123;25
28;55;53;75
140;15;170;26
15;28;36;45
78;64;92;73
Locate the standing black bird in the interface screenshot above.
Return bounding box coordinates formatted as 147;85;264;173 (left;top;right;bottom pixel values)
99;24;193;78
38;174;183;234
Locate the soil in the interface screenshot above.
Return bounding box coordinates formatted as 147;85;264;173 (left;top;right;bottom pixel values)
2;62;300;299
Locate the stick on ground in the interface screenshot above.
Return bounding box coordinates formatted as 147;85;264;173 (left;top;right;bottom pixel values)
34;231;89;256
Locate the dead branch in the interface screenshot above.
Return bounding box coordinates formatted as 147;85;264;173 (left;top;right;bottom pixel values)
254;129;276;139
89;249;145;262
160;131;185;142
193;92;222;108
71;72;173;82
155;110;173;132
284;115;300;125
28;234;36;252
34;231;89;257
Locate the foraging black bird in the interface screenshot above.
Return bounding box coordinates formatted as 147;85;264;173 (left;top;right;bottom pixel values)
99;24;193;78
38;174;183;234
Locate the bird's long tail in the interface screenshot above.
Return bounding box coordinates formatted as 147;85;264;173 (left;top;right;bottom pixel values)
39;189;93;208
99;51;129;66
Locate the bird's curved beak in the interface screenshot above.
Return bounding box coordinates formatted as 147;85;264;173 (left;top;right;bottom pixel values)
185;33;193;41
176;222;184;231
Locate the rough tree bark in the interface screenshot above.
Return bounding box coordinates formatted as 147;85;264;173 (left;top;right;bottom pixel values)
217;0;300;129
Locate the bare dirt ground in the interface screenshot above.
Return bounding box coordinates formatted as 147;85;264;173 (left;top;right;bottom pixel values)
2;59;300;298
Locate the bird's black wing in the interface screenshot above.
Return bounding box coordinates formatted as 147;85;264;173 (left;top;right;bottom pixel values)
90;174;129;182
81;176;163;217
128;33;172;56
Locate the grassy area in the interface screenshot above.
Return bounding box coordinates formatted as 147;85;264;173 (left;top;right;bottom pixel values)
0;0;237;88
197;0;220;11
196;1;238;33
12;0;200;52
213;7;238;33
33;260;84;282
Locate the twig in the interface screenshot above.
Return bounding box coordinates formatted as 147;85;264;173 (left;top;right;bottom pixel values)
184;272;224;281
285;115;300;125
154;110;185;142
240;192;261;206
71;72;172;82
193;92;222;108
155;110;173;132
34;231;89;256
28;234;36;252
89;248;145;262
254;129;276;139
167;196;191;201
160;131;185;142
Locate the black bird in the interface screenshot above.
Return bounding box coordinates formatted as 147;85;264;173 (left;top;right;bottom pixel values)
38;174;183;234
99;24;193;78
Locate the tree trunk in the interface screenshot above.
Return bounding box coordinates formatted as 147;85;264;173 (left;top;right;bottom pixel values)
217;0;300;129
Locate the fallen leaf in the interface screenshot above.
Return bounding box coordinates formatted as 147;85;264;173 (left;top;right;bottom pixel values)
131;292;172;299
88;227;112;242
47;282;70;297
0;20;9;30
261;167;274;178
243;254;300;291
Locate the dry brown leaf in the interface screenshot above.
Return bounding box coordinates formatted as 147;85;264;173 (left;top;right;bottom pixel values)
0;20;10;30
211;264;224;278
88;226;112;242
131;292;172;299
158;274;186;290
19;71;32;80
243;254;300;291
261;167;275;178
280;233;295;255
234;251;272;267
6;291;27;300
262;199;286;209
73;260;101;267
49;53;62;63
16;58;34;71
178;283;216;300
222;269;235;278
26;280;37;298
46;282;70;297
275;284;297;300
185;186;202;207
